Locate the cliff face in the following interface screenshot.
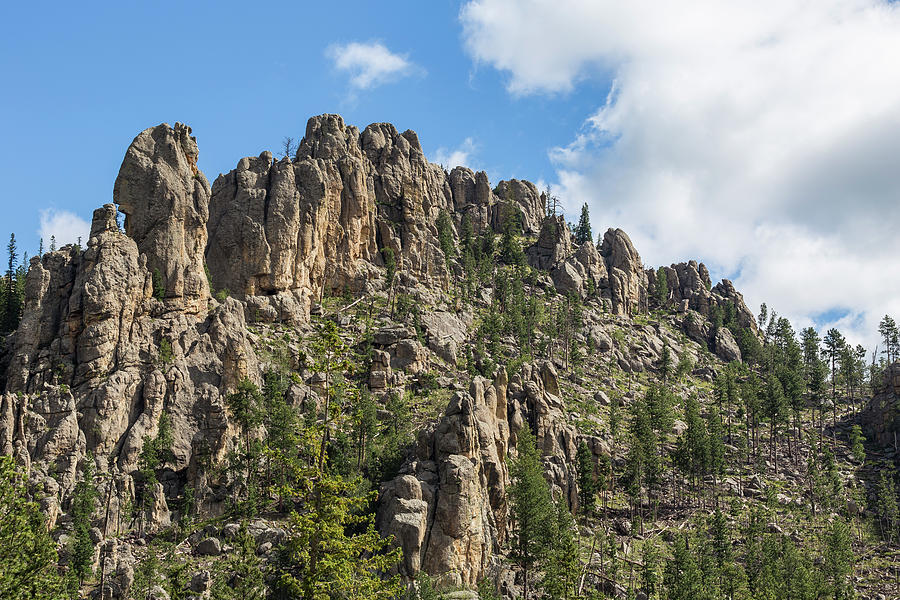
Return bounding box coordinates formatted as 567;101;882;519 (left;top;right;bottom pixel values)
205;115;554;324
378;360;588;588
0;115;757;594
863;362;900;447
1;125;256;536
114;123;211;314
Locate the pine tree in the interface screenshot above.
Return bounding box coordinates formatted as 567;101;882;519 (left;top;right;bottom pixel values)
706;407;726;496
573;203;592;245
0;456;73;599
642;541;662;600
226;378;263;512
763;374;787;474
509;428;553;600
676;394;708;503
274;472;401;600
131;542;162;600
879;315;898;363
576;441;596;518
541;500;581;600
137;413;174;533
654;266;668;308
664;534;704;600
646;383;674;435
211;523;266;599
823;518;854;600
875;469;899;542
435;209;455;262
659;344;673;382
849;425;865;463
2;233;22;334
823;328;846;426
70;456;99;585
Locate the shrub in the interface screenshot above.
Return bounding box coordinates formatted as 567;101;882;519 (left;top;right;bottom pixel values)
158;338;174;365
152;268;165;300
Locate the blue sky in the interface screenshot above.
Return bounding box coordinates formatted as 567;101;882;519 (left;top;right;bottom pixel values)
0;1;605;258
3;0;900;349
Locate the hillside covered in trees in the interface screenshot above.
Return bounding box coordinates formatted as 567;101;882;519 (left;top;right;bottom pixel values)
1;116;899;600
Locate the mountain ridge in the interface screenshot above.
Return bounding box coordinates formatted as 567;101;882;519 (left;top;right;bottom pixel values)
1;115;894;600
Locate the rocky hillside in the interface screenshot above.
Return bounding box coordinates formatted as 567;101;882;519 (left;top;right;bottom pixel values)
1;116;897;600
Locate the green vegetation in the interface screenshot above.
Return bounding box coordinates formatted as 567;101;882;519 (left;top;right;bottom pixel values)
0;233;26;336
152;267;165;300
0;456;73;598
573;203;592;245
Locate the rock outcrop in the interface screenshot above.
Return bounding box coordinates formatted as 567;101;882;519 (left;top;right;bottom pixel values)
378;361;586;587
0;114;764;598
551;241;609;301
599;228;647;316
114;123;210;314
2;133;257;536
527;216;572;271
862;362;900;447
206;115;551;323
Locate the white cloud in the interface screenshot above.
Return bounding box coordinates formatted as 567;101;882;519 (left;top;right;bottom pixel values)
461;0;900;349
39;208;90;250
326;41;420;90
432;137;477;169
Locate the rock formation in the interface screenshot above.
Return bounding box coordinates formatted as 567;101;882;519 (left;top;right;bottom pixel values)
863;361;900;447
206;115;549;324
2;127;257;535
599;228;648;316
114;123;210;314
378;361;588;587
0;114;763;598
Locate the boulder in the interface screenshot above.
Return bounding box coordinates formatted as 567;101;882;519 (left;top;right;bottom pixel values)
195;537;222;556
714;327;742;362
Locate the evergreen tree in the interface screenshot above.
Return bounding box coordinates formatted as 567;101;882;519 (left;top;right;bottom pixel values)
435;209;455;262
676;394;708;502
509;428;553;600
879;315;898;363
874;469;899;542
70;456;99;584
573;203;592;245
654;266;668;308
763;374;787;473
2;233;22;334
131;542;163;600
576;441;596;518
706;407;726;494
646;383;674;435
823;518;854;600
0;456;72;599
823;328;846;425
659;344;672;382
664;534;704;600
211;523;267;599
542;500;581;600
642;541;662;600
849;425;865;463
309;319;351;471
226;378;264;512
137;413;175;533
274;473;401;600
